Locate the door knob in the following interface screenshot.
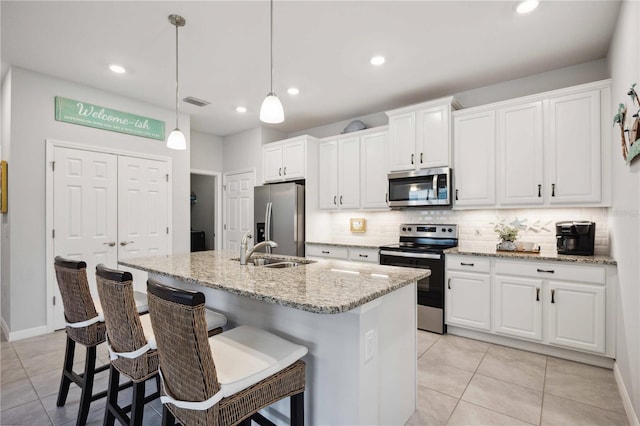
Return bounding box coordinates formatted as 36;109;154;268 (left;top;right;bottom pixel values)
120;241;134;246
103;242;116;247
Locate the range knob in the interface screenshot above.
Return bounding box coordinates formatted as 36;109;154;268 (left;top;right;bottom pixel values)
441;228;446;232
402;227;407;232
448;228;453;233
407;227;412;232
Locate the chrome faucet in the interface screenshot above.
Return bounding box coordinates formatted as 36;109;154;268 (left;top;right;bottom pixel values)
240;231;278;265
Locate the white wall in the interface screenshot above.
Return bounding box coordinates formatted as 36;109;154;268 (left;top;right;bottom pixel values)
223;127;261;176
1;66;191;335
191;130;223;172
607;0;640;419
1;69;12;328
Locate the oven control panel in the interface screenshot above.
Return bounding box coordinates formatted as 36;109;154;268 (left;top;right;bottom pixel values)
399;224;458;238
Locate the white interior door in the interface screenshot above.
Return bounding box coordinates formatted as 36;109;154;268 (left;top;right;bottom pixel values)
53;147;118;329
223;170;255;253
117;156;170;293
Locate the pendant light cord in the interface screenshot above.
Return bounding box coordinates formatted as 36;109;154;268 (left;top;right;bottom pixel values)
270;0;273;93
175;21;180;129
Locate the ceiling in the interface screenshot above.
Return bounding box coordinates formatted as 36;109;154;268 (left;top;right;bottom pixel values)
1;1;621;137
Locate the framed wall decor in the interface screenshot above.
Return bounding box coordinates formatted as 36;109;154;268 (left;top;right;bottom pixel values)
1;160;7;213
350;218;366;233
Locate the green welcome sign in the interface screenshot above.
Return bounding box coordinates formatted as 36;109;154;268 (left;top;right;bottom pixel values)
55;97;165;140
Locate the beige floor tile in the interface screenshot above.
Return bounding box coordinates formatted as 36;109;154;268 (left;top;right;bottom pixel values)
417;330;440;358
541;394;629;426
447;400;535;426
420;334;489;373
477;344;547;390
418;359;473;398
0;399;52;425
0;378;39;411
407;386;458;426
1;343;18;361
12;332;67;361
19;351;67;378
545;357;625;414
462;374;542;425
1;356;27;385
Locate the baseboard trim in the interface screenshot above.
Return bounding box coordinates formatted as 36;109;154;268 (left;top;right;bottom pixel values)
5;324;49;342
614;362;640;426
1;316;10;341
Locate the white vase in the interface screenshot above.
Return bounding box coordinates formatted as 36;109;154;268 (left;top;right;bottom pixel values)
498;241;517;251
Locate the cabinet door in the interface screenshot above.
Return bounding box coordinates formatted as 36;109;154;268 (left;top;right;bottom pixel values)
388;112;417;172
446;271;491;331
453;111;496;207
318;140;338;210
546;89;601;204
360;131;389;209
497;102;544;206
494;275;542;341
417;105;450;168
282;140;305;180
338;137;361;209
263;143;283;183
547;280;605;354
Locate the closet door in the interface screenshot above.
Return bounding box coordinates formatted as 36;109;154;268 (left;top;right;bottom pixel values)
117;156;170;292
53;147;118;329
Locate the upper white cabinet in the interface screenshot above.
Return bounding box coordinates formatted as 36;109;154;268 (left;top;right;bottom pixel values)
263;136;309;183
546;89;602;204
453;110;496;207
453;80;610;209
386;98;458;172
318;127;389;211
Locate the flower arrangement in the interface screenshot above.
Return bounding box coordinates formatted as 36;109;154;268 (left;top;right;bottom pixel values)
494;224;519;242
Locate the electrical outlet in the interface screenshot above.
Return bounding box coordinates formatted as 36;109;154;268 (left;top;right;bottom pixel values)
365;329;375;362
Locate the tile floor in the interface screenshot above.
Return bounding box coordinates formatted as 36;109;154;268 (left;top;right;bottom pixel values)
0;329;629;425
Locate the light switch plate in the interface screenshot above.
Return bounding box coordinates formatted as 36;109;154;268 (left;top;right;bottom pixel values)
365;329;375;361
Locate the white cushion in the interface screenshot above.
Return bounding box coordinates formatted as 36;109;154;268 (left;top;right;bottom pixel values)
208;325;308;398
139;313;157;349
205;309;227;330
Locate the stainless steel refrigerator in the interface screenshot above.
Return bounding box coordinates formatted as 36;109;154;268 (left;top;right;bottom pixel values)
254;183;305;257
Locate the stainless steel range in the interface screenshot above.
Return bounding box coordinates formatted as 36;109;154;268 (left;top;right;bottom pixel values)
379;224;458;334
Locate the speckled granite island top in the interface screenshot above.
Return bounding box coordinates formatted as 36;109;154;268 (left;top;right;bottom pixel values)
445;247;617;265
119;250;429;314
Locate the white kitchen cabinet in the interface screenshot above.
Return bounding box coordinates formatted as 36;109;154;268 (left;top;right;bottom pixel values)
453;110;496;207
263;136;307;183
360;131;389;209
445;256;491;331
305;244;349;260
547;280;606;354
348;247;379;263
546;89;602;204
318;136;361;210
386;98;457;172
493;275;543;341
497;101;544;206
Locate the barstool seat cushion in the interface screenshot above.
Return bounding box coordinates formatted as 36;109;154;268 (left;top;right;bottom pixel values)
94;290;149;315
208;325;307;398
204;308;227;330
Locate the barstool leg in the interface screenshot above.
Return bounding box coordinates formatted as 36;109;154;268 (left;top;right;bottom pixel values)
130;380;146;426
161;406;176;426
290;391;304;426
76;345;98;426
56;335;76;407
103;366;120;426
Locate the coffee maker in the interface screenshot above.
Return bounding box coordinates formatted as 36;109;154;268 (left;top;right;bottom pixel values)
556;221;596;255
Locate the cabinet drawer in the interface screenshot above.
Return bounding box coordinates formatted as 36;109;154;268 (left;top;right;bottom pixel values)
306;244;349;260
447;256;490;273
348;248;379;263
495;260;605;285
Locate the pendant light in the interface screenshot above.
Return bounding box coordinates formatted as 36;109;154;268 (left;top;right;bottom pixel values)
167;14;187;150
259;0;284;124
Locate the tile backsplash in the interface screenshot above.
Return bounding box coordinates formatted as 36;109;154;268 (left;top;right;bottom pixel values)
321;208;610;255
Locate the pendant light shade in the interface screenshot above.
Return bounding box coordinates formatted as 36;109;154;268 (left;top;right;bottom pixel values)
167;14;186;150
260;0;284;124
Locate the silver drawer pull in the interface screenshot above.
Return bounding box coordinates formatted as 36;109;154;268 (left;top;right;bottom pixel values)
537;268;555;273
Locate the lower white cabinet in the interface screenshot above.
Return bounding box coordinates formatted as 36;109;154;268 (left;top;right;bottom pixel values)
446;255;612;357
348;247;379;263
306;244;379;263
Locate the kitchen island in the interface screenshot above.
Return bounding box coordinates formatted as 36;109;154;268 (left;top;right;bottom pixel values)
120;250;429;426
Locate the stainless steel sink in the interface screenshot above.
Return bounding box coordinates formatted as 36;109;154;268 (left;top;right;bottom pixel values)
231;257;314;268
262;261;299;268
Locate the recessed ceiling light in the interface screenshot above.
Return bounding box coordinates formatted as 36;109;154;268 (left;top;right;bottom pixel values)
370;56;386;66
287;87;300;95
109;64;126;74
514;0;539;14
236;106;247;113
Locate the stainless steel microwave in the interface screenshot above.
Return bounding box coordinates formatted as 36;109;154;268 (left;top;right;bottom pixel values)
387;167;452;208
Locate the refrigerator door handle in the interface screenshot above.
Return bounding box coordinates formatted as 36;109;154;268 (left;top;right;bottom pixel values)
266;202;273;254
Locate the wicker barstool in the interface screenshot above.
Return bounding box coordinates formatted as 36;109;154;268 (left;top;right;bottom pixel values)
53;257;124;426
146;279;307;426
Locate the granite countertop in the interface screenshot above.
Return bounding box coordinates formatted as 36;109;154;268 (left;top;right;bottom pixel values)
445;247;617;265
119;250;429;314
305;241;393;250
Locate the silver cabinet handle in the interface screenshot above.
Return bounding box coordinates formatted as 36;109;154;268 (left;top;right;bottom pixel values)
279;167;282;176
551;289;556;304
536;287;540;302
103;242;116;247
340;195;343;205
120;241;134;246
420;152;423;164
455;189;459;201
283;166;287;175
538;184;542;197
447;278;451;290
551;183;556;197
333;195;337;205
411;153;414;165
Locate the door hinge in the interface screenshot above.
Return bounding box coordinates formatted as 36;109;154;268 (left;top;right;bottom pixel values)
53;296;56;306
166;227;169;234
166;174;169;182
52;229;55;238
223;185;227;191
50;161;55;171
224;224;227;230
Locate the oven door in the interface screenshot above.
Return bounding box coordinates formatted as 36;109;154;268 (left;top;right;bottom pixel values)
379;250;444;309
